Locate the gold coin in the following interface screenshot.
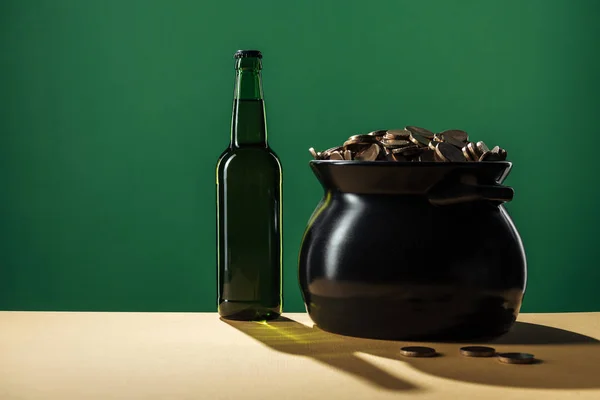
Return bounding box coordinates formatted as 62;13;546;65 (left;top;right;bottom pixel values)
381;139;411;148
385;129;411;140
490;146;508;160
405;126;435;140
435;142;466;162
476;141;490;154
462;146;473;161
497;352;536;365
460;346;496;357
441;134;467;149
367;130;387;138
409;132;430;147
355;143;380;161
329;151;343;160
321;146;342;158
467;142;481;160
439;129;469;142
400;346;437;358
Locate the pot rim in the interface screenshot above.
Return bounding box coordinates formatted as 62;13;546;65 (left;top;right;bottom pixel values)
309;160;512;167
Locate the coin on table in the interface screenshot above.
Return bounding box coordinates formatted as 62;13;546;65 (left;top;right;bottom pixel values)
460;346;496;357
409;132;431;147
309;147;319;159
405;126;435;140
476;141;490;154
385;129;411;140
343;149;353;160
355;143;380;161
439;129;469;143
497;352;536;365
435;142;466;162
329;151;344;160
400;346;438;358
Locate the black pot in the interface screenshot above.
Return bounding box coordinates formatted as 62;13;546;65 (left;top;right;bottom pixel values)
298;160;527;341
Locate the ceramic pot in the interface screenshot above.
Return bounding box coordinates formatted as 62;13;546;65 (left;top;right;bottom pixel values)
298;160;527;341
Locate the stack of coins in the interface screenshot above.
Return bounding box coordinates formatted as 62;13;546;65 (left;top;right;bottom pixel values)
308;126;508;162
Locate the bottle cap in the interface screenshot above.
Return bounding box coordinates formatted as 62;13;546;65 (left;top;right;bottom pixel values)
234;50;262;59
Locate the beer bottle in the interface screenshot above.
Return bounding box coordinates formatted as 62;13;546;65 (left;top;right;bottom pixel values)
216;50;282;320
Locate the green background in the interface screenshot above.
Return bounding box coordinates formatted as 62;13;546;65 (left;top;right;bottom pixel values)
1;0;599;312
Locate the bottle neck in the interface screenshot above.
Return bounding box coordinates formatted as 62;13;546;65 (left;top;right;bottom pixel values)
231;57;267;147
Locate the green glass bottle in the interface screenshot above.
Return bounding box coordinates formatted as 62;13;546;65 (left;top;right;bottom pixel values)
216;50;282;321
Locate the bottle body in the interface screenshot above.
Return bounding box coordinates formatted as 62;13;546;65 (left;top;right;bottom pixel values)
216;51;282;320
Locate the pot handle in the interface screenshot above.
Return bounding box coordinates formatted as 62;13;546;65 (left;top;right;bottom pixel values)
427;181;514;206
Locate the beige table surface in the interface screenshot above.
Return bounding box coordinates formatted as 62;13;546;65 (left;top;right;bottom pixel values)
1;312;599;400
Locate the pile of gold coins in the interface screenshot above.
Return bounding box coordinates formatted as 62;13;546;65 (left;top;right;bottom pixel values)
309;126;507;162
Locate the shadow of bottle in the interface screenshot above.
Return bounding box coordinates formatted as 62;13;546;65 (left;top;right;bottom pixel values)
222;316;600;390
221;317;419;391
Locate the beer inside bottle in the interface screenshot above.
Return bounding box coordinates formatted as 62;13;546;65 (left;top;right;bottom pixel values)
216;50;282;320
